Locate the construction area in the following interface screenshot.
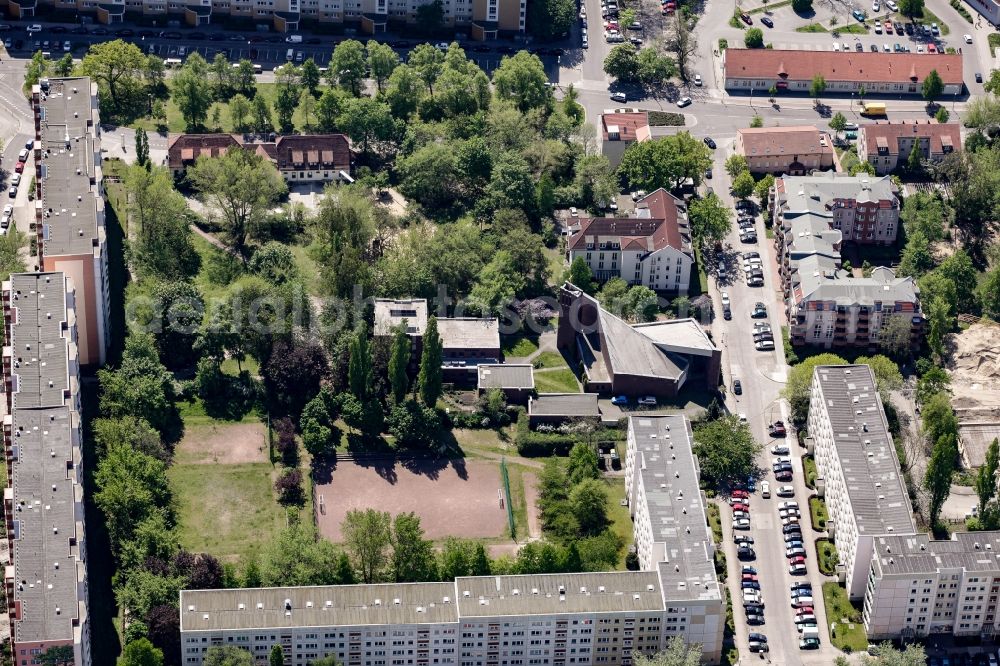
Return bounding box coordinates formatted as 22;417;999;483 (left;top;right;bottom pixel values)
947;322;1000;469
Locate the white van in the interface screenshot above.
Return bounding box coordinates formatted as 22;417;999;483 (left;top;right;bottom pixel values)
286;48;294;61
164;58;182;68
286;34;303;43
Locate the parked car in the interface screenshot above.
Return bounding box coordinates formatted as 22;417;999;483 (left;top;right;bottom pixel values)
769;421;788;437
749;642;769;653
787;547;808;559
703;137;717;149
677;96;692;107
761;16;773;27
611;395;629;406
795;614;817;625
746;613;765;625
751;303;767;318
734;535;754;545
761;481;770;498
738;546;755;560
790;563;807;575
741;565;757;575
26;24;42;33
735;518;751;530
771;445;789;455
610;91;627;103
779;501;799;510
733;378;742;394
8;186;17;198
14;161;23;174
800;638;820;650
638;396;657;406
740;12;752;23
777;485;795;497
775;471;793;481
783;524;802;535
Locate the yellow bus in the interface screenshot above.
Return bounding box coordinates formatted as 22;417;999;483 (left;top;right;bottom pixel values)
861;102;887;116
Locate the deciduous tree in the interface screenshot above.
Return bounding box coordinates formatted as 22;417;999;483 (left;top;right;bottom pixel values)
367;41;399;91
329;39;366;95
492;51;550;112
343;508;392;583
693;416;764;485
976;438;1000;515
392;512;437;582
922;69;943;104
689;193;733;251
118;639;164;666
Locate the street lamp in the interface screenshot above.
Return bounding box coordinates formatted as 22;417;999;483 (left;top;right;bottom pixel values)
750;86;754;110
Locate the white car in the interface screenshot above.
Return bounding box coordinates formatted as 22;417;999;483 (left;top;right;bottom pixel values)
743;589;761;602
735;518;751;530
885;0;897;9
771;445;790;455
610;91;627;103
774;456;792;465
738;413;748;423
638;396;657;406
569;207;579;217
872;0;880;10
791;593;813;605
694;74;702;86
677;96;692;107
780;510;801;520
782;516;800;526
883;43;891;52
721;291;730;307
761;481;770;498
833;42;840;51
779;501;800;510
777;485;795;497
63;40;71;52
790;563;807;575
965;34;974;43
26;24;42;33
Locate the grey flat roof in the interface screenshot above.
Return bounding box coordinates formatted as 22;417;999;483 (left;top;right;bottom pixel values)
874;532;1000;576
478;364;534;390
633;416;722;602
10;405;84;644
633;319;718;356
8;272;70;410
373;298;428;337
959;422;1000;468
36;77;103;257
455;571;665;616
438;318;500;351
813;365;916;537
528;393;599;417
180;583;460;632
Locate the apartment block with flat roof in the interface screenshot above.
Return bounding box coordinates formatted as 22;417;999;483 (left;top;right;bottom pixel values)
808;365;916;600
32;78;109;368
2;272;90;666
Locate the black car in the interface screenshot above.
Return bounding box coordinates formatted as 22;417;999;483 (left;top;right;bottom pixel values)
742;581;761;590
92;27;109;35
977;72;984;83
306;37;322;44
70;26;89;34
209;33;228;41
746;614;765;626
856;42;863;51
115;28;134;37
163;31;182;39
13;39;22;49
703;137;717;149
229;34;247;42
138;29;155;37
733;378;742;394
760;16;773;27
738;546;756;560
870;43;879;51
190;31;207;39
782;523;801;535
50;26;67;33
744;602;765;614
750;643;769;653
905;22;914;34
734;534;753;545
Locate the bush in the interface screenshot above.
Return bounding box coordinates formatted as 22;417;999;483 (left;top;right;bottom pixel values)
782;326;799;365
387;400;442;448
275;468;304;506
950;0;973;22
646;111;686;127
273;416;297;464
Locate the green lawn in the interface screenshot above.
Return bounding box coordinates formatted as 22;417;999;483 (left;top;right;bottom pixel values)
817;538;840;575
748;0;791;13
506;462;530;540
707;502;723;544
169;461;291;562
177;396;262;427
289;243;322;295
796;22;828;32
602;477;633;568
837;23;870;34
804;455;818;489
535;369;581;393
502;334;540;358
823;582;869;652
132;82;322;134
190;233;242;300
810;496;829;532
534;351;569;370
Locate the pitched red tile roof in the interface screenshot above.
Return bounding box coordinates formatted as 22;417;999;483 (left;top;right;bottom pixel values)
167;133;351;172
601;112;649;142
567;189;684;254
724;49;963;85
738;126;834;158
860;119;962;157
167;133;243;169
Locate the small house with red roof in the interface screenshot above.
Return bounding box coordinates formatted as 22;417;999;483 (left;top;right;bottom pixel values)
566;189;694;295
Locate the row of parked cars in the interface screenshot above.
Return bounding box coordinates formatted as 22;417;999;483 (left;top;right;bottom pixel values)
790;582;821;649
731;483;767;628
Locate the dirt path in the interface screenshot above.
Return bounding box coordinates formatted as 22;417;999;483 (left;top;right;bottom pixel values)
523;472;542;539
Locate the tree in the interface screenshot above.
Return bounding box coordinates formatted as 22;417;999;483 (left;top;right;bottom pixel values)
470;250;525;315
94;441;173;551
976;438;1000;515
39;646;77;666
147;605;181;666
418;316;443;407
693;416;764;485
337;97;399;157
329;39;366;95
689;193;733;251
754;174;775;210
783;353;849;422
603;44;639;82
203;647;254;666
298;89;317;131
80;40;151;122
744;27;764;48
349;323;374;400
829;112;848;133
269;645;284;666
936;106;950;123
567;441;600;484
367;41;399;91
248;241;299;285
926;295;951;358
667;11;697;81
261;339;328;417
172;55;213;130
907;140;923;173
301;395;333;457
618;132;712;192
135;127;150;169
233;59;257;98
981;264;1000;320
53;52;74;77
415;0;446;34
342;508;392;583
124;165;199;281
273;63;301;133
810;74;827;101
118;639;164;666
731;171;755;200
899;230;935;278
922;391;959;445
574;154;619;209
147;280;205;370
861;643;926;666
259;523;346;587
750;114;763;128
528;0;575;40
877;313;914;360
566;256;596;293
93;415;166;461
633;637;703;666
570;478;610;535
300;57;321;96
392;512;437;582
899;0;924;20
98;333;177;437
384;64;423;119
923;69;944;104
409;44;445;95
209;52;233;99
724;154;748;178
493;51;550;112
925;432;958;526
854;354;904;401
388;322;411;403
251;94;272;133
25;51;51;91
636;48;675;86
187;147;287;259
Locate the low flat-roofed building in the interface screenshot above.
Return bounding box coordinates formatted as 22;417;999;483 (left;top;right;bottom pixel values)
3;272;89;666
527;392;598;427
601;109;651;168
734;125;835;175
808;364;916;599
858;119;962;175
477;363;534;404
373;298;429;337
723;49;964;96
438;318;500;382
556;284;721;398
33;77;109;367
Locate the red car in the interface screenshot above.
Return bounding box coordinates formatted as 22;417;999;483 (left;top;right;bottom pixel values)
742;574;758;582
775;472;793;481
796;606;814;616
789;555;806;565
732;502;749;512
14;161;24;173
732;489;749;499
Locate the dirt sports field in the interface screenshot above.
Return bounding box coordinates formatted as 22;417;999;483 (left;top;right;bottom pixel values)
315;459;508;541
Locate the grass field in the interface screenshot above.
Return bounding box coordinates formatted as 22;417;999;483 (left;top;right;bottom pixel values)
501;334;540;358
823;582;868;652
602;477;633;568
535;368;581;393
796;22;828;32
534;351;568;369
